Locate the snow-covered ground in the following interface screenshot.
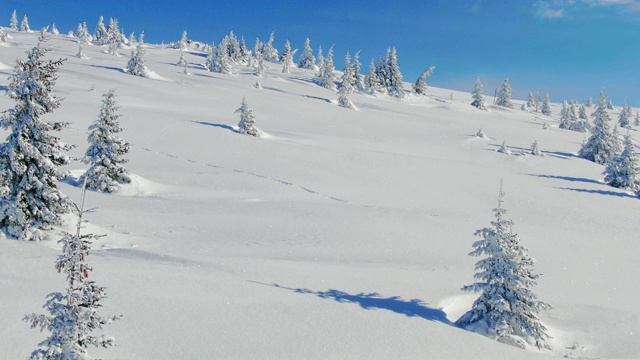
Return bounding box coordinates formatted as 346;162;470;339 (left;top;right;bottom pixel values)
1;30;639;359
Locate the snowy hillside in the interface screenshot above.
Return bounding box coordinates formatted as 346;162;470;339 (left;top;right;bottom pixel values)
1;29;639;360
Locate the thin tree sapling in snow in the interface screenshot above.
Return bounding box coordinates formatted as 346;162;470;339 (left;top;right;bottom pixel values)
0;32;72;240
456;182;551;349
24;187;120;359
82;90;131;193
236;97;260;137
497;141;511;155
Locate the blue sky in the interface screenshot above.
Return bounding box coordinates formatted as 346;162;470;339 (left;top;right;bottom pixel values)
3;0;640;106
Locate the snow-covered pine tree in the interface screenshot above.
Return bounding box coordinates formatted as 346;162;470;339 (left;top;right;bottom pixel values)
226;31;241;61
495;77;513;108
541;93;551;116
280;39;291;63
316;45;324;68
106;18;124;53
126;36;147;77
471;77;487;111
76;22;92;44
264;31;278;61
316;45;336;90
526;91;535;109
0;28;9;42
239;36;249;64
128;32;135;45
497;141;511;155
24;187;120;359
558;101;570;129
236;97;260;137
635;112;640;127
252;50;266;77
578;104;589;121
337;52;356;109
10;10;18;31
585;96;593;107
364;58;383;94
352;50;364;92
456;182;551;349
177;50;187;68
476;128;487;138
51;23;59;35
20;14;30;32
93;16;108;44
542;122;548;130
531;140;542;156
412;66;435;95
535;89;542;112
179;30;188;50
618;98;632;129
603;133;640;191
383;47;405;98
76;43;87;59
579;90;617;164
82;90;131;193
612;124;623;155
0;32;72;240
607;99;615;110
297;37;316;69
568;102;589;132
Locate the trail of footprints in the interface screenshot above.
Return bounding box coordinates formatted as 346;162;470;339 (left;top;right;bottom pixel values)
136;144;379;209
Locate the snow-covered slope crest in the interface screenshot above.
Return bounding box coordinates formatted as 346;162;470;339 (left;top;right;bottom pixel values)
0;29;639;360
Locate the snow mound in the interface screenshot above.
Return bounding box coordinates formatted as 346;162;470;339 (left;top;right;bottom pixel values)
147;69;171;81
0;61;11;70
62;170;170;197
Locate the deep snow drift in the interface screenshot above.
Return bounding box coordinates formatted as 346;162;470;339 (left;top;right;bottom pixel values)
1;30;639;360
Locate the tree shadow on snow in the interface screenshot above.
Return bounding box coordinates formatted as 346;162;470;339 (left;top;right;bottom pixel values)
87;64;125;73
189;120;237;133
558;187;637;199
0;85;7;92
303;95;332;103
253;282;451;325
529;174;602;185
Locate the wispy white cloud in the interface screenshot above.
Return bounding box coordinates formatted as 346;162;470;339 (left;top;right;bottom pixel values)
534;1;566;18
533;0;640;19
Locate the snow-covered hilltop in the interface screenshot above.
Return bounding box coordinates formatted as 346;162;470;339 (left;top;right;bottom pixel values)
1;25;639;360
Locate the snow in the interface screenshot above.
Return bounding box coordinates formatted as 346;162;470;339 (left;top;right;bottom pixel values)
1;29;639;359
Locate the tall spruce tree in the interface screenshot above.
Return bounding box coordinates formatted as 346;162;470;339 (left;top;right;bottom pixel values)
352;50;364;92
10;10;18;31
93;16;108;44
579;90;617;164
316;45;336;90
263;31;278;61
471;77;487;110
526;91;535;109
236;97;260;137
20;14;30;32
364;58;383;94
297;37;316;69
495;77;513;108
604;133;640;191
541;93;551;116
24;188;120;359
337;52;356;109
618;98;632;129
82;90;131;193
382;47;404;98
0;32;72;240
456;182;551;349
